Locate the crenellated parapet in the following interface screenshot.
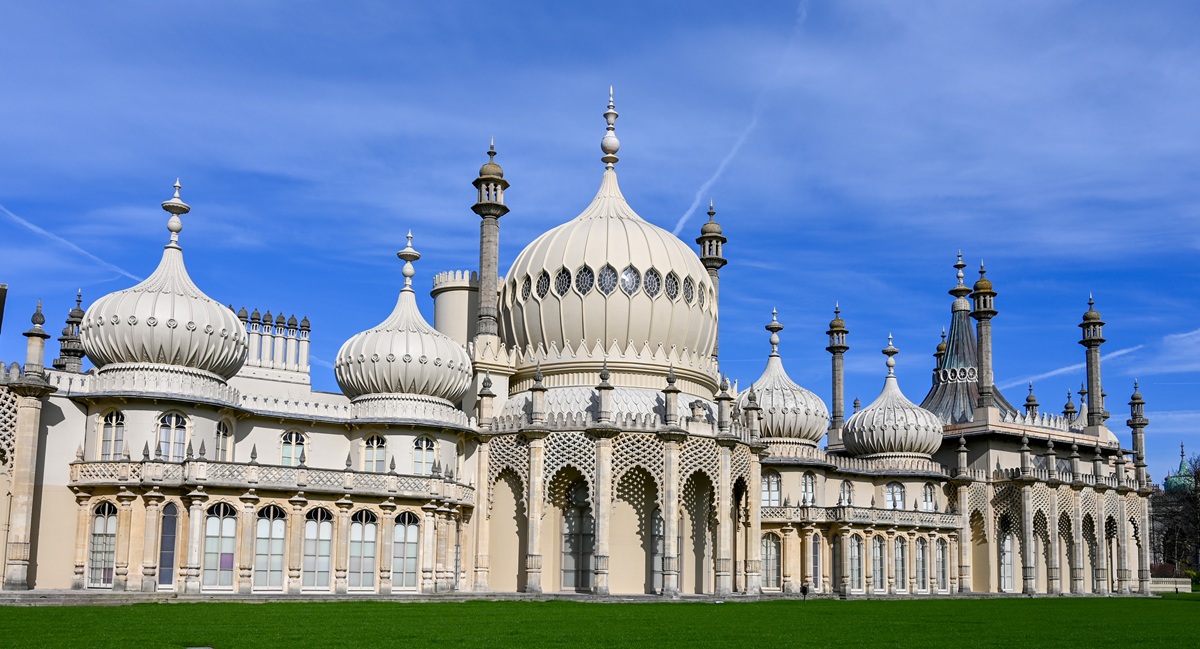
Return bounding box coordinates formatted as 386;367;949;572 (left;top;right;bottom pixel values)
238;307;310;382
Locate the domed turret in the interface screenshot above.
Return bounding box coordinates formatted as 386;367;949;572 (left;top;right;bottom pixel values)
736;310;829;442
335;232;472;404
843;336;943;458
80;181;248;380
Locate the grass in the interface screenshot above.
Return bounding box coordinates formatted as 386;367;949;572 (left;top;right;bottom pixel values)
1;595;1197;649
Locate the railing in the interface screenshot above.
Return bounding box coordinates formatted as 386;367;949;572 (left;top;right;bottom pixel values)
760;505;960;529
764;441;952;476
991;466;1138;489
68;459;474;505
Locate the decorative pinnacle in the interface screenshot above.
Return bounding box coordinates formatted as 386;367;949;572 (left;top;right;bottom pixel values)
397;230;421;290
883;333;899;376
766;308;783;354
599;358;610;382
533;362;543;384
707;199;716;220
666;365;677;386
161;179;190;246
31;299;45;326
601;87;620;168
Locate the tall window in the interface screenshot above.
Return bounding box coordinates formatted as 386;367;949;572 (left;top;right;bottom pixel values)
922;484;937;512
849;535;864;591
254;505;287;590
281;431;305;466
302;508;333;590
348;510;378;591
801;473;816;506
762;534;782;589
811;533;822;591
894;537;908;592
215;421;233;462
885;482;906;510
158;503;178;588
561;483;594;592
839;481;853;506
936;539;949;591
203;503;238;589
364;435;386;473
761;470;782;507
88;502;118;588
872;536;886;591
392;512;420;590
915;538;928;590
158;413;187;462
999;533;1015;592
414;437;436;476
100;411;124;461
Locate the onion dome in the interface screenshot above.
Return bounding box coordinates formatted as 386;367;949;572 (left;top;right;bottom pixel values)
736;310;829;442
1082;295;1102;323
80;181;248;379
499;90;717;382
700;200;723;235
972;260;993;293
480;138;504;178
1165;443;1195;494
844;336;943;458
335;232;472;402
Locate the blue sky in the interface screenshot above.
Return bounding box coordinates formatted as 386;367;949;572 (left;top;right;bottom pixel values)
1;1;1197;479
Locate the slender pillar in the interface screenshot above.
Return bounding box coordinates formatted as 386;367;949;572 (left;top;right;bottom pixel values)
435;507;451;592
1021;483;1036;595
473;436;492;591
71;491;90;589
421;504;436;593
1070;497;1084;594
1116;497;1130;594
745;447;764;595
184;489;207;593
660;431;685;597
781;525;798;593
589;428;618;595
140;491;165;592
237;492;258;593
714;438;735;596
886;531;896;594
1094;510;1109;595
378;503;395;595
287;493;306;594
334;498;351;594
110;489;136;591
1048;488;1061;595
523;430;547;593
956;483;972;592
801;526;814;591
1138;498;1151;594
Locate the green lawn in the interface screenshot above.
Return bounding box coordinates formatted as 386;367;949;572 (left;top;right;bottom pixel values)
1;595;1195;649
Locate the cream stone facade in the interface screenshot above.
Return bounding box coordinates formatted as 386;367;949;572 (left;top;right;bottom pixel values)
0;96;1154;598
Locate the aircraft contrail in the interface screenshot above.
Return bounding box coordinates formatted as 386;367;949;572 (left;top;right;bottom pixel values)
997;345;1144;391
0;202;143;282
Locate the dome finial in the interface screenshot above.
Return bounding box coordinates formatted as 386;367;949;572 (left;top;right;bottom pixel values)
601;87;620;169
397;230;421;290
161;178;190;247
766;308;783;355
707;199;716;220
883;333;899;376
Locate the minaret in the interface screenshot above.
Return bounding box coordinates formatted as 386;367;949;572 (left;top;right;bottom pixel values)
1062;389;1077;421
1127;380;1148;489
970;261;998;410
52;290;86;373
697;199;727;357
472;138;509;339
1079;296;1106;427
1024;382;1039;417
825;304;849;446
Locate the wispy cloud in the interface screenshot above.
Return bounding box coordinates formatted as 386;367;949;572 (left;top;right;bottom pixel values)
0;203;142;282
1129;328;1200;376
998;345;1144;390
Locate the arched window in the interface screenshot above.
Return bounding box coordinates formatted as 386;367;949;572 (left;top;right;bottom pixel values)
849;535;864;591
100;411;124;461
158;503;179;588
158;413;187;462
561;482;594;592
281;431;305;467
922;483;937;512
215;421;233;462
915;537;928;591
88;502;118;588
999;533;1015;592
894;536;908;592
885;482;906;510
761;534;782;590
936;538;949;591
254;505;287;590
364;435;386;473
413;437;436;476
203;503;238;589
839;481;854;506
811;533;822;592
872;536;886;591
801;473;816;506
392;511;420;590
302;508;333;590
348;510;378;591
761;470;782;507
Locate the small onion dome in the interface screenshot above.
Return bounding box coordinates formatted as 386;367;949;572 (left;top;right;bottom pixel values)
80;181;248;379
736;310;829;441
700;200;723;235
935;328;947;356
1165;444;1195;494
335;232;472;402
479;140;504;178
972;261;993;293
843;336;943;458
828;307;846;332
1082;295;1102;322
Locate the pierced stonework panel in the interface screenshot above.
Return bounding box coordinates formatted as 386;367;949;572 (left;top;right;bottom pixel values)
487;433;530;510
1104;493;1118;521
1031;482;1050;515
679;436;718;484
991;484;1019;523
730;445;751;484
542;431;596;493
0;387;17;467
612;433;663;494
968;482;989;516
1081;491;1098;519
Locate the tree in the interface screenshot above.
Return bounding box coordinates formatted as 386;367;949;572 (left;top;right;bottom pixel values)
1150;452;1200;580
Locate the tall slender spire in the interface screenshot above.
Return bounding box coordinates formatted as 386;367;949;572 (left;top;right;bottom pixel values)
473;138;509;339
1079;295;1106;427
697;194;727;359
826;303;849;437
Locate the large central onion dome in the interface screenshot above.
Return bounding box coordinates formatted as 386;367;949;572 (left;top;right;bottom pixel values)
336;233;472;403
843;336;943;458
498;93;718;386
80;182;248;380
737;311;829;442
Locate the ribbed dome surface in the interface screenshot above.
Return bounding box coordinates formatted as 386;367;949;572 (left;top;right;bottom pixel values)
737;314;828;441
335;238;472;402
499;168;717;363
80;218;248;379
844;345;943;457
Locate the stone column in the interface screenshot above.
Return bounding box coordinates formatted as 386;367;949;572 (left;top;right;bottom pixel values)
1093;506;1109;595
886;531;896;594
421;503;436;593
473;435;492;592
948;533;960;592
140;491;165;592
660;431;685;597
907;531;918;593
840;528;852;597
287;494;306;594
184;489;207;593
436;507;451;592
523;430;548;593
1116;497;1130;594
745;447;765;595
2;376;55;589
109;488;135;592
378;502;395;595
1070;497;1084;594
1047;488;1061;595
1138;497;1151;595
781;525;798;594
956;483;972;592
71;491;91;589
715;438;735;596
334;498;352;594
801;526;814;591
237;492;259;593
1021;483;1036;595
589;428;618;595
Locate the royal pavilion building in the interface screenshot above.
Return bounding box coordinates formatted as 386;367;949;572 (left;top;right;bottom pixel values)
0;95;1154;598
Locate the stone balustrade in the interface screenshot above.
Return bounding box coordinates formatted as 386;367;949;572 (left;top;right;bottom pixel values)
760;505;961;529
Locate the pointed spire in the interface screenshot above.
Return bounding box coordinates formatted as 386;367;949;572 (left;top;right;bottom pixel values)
397;230;421;291
601;87;620;169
